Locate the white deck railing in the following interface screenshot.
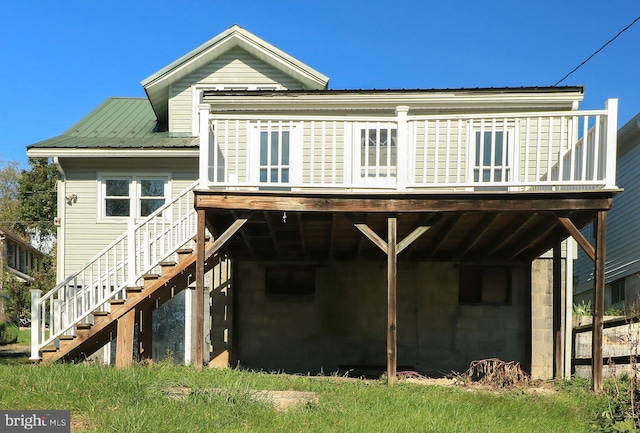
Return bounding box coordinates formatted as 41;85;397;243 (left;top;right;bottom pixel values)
30;181;199;360
199;99;618;192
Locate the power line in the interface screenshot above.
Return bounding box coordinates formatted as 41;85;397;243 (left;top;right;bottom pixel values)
554;14;640;86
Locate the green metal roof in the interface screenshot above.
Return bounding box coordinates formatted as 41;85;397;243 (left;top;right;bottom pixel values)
28;98;198;150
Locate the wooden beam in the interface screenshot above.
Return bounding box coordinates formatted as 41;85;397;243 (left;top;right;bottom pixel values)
297;213;309;260
592;210;607;393
456;213;498;260
204;215;253;258
354;223;388;254
138;303;153;362
553;243;562;379
264;212;282;259
115;308;135;368
231;211;257;259
424;214;460;261
506;216;557;261
195;209;206;370
327;214;336;260
482;214;532;258
397;225;431;255
556;216;595;261
387;217;397;386
195;191;614;213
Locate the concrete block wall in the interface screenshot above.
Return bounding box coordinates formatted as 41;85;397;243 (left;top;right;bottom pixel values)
531;259;554;379
234;261;532;377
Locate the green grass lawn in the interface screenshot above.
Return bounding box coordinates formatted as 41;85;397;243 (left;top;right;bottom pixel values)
0;363;611;433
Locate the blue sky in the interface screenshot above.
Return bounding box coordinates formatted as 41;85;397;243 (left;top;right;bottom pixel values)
1;0;638;168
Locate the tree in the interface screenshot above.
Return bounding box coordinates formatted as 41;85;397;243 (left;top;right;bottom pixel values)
0;158;58;324
0;159;22;235
17;158;58;249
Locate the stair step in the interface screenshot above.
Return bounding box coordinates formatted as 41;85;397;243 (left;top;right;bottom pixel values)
109;298;126;306
126;286;144;294
76;323;93;330
59;335;75;341
92;311;109;317
176;248;194;256
143;273;160;280
41;346;58;353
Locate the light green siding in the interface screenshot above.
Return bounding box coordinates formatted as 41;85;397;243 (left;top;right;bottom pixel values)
59;157;198;277
169;47;306;134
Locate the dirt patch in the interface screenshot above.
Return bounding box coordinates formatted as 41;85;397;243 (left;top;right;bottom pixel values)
163;386;318;412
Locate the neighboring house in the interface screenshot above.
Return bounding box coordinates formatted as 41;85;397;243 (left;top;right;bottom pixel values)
0;226;45;324
574;113;640;311
26;25;619;388
0;226;44;282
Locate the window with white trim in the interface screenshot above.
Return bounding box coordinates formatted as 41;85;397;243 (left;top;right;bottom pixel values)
469;119;515;185
473;130;511;183
260;129;290;184
249;122;300;187
359;125;397;179
100;175;170;219
361;127;397;178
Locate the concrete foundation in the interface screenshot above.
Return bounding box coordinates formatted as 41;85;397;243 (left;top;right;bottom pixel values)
234;261;533;377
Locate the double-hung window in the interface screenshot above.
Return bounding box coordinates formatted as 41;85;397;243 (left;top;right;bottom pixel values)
100;175;170;220
104;178;131;217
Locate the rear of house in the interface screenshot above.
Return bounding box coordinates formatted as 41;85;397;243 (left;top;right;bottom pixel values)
27;25;618;385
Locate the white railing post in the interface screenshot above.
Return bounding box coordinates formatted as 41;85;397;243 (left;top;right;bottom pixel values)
396;106;410;191
199;104;211;189
127;217;136;286
30;289;42;360
604;98;618;189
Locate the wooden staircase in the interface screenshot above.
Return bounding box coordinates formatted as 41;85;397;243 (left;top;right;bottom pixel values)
41;244;217;364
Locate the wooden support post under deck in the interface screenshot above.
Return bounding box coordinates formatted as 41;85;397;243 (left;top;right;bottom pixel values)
353;216;430;386
553;243;562;379
115;308;135;367
592;210;607;393
195;209;206;370
387;217;397;386
138;304;153;361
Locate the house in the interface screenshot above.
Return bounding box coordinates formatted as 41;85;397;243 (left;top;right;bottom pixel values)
0;226;44;282
0;226;45;324
26;25;619;390
574;113;640;311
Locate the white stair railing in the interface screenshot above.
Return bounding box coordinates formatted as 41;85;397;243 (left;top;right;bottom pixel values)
30;181;200;360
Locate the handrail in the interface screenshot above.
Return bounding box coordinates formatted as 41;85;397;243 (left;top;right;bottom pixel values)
30;181;199;359
202;100;618;193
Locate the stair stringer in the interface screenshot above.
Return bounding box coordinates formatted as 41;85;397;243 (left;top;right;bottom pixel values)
42;247;219;364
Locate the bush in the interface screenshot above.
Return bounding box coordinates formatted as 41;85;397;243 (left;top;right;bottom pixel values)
0;321;18;345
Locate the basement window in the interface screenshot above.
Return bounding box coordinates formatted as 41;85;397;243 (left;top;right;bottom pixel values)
610;279;625;305
265;265;316;300
458;267;511;305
